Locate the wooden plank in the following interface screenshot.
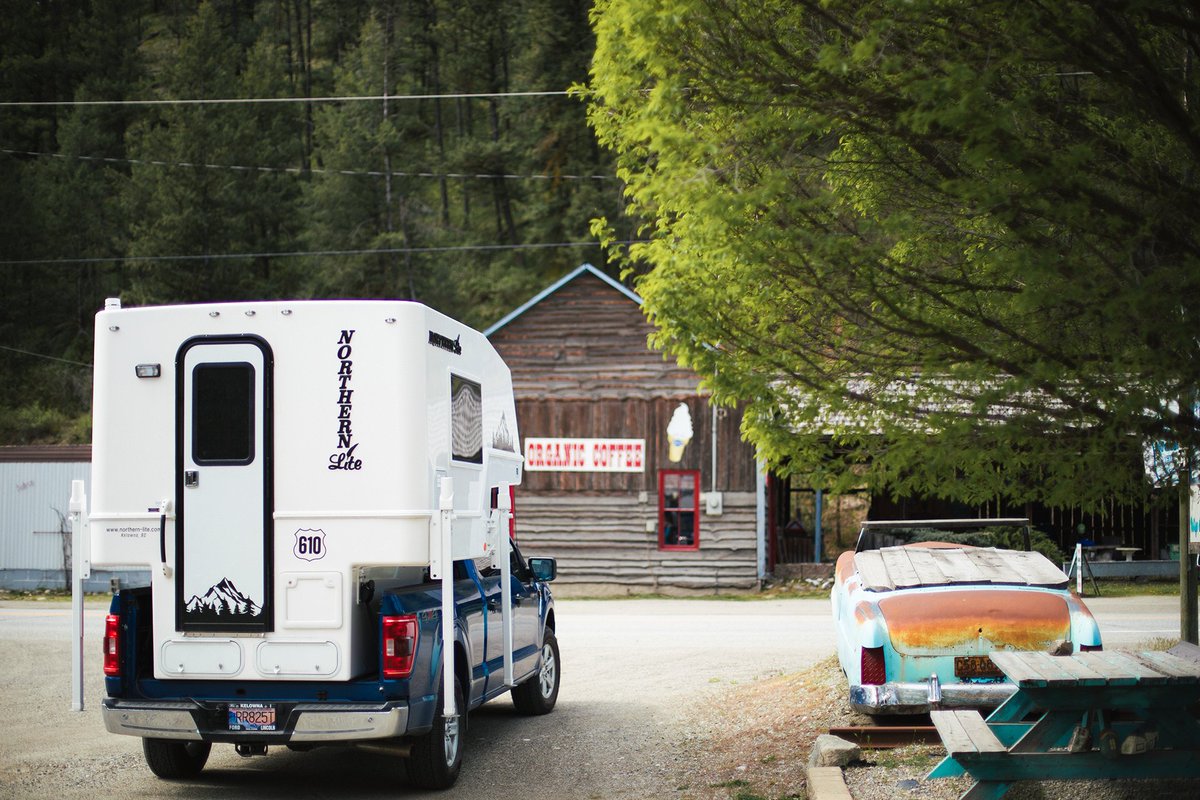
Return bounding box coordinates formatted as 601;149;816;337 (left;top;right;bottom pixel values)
1073;652;1143;685
989;651;1055;686
932;548;989;585
931;710;977;755
1084;651;1169;685
1006;551;1069;589
931;710;1007;755
957;710;1009;754
854;551;895;591
904;547;952;587
1168;640;1200;667
1022;651;1104;686
1027;652;1107;685
964;548;1026;585
1130;650;1200;681
880;547;921;588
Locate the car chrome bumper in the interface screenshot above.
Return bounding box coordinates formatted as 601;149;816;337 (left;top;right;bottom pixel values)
101;698;409;743
849;680;1016;715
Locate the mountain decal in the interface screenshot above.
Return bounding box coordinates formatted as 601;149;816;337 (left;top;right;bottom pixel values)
184;578;263;621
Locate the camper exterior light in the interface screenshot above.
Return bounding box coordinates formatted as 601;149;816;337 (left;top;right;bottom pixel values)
134;363;161;378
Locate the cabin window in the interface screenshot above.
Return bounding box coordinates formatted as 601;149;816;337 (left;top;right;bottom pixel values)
192;362;255;464
659;470;699;550
451;375;483;464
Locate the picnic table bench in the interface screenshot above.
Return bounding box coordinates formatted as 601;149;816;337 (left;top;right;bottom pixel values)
929;644;1200;799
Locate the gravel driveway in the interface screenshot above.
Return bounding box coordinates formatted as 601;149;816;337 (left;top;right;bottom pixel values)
0;597;837;800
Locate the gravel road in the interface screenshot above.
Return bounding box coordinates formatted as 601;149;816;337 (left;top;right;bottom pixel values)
0;597;838;800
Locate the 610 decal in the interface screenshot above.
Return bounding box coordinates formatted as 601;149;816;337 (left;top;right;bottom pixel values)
293;528;327;561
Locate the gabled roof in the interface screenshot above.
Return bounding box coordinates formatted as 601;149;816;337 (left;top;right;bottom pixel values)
483;263;641;337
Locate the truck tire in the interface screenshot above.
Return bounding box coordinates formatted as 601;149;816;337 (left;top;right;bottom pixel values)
511;628;560;715
142;739;211;779
406;675;466;789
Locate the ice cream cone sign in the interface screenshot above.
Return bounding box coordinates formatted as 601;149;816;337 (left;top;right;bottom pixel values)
667;403;693;463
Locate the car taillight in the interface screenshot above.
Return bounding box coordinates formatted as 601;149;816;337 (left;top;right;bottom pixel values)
382;615;418;678
103;614;121;676
1079;644;1103;652
860;646;886;685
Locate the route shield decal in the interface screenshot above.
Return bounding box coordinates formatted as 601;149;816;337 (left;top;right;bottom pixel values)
293;528;327;562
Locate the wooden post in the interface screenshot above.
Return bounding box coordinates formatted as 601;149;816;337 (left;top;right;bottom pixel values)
1182;454;1198;645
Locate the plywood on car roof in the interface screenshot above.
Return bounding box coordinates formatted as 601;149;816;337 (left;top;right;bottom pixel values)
855;546;1068;591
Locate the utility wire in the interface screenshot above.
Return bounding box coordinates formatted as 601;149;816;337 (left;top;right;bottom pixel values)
0;240;630;267
0;344;91;368
0;90;573;108
1;148;616;182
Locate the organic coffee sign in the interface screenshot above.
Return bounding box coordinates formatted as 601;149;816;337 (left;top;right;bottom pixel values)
524;438;645;472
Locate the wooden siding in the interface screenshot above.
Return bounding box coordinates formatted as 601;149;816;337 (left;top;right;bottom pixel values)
515;492;759;593
516;397;758;493
489;271;700;400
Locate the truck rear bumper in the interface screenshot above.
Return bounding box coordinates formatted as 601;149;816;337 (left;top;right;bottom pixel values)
101;698;410;743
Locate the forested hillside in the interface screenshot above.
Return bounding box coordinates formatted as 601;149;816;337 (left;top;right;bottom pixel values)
0;0;621;444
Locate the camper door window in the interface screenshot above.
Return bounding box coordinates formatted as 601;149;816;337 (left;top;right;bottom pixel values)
450;375;483;464
193;362;255;464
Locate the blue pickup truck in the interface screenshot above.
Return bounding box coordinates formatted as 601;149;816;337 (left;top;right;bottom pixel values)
101;544;559;790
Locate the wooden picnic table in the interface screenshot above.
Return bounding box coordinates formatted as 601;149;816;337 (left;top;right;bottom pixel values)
929;646;1200;800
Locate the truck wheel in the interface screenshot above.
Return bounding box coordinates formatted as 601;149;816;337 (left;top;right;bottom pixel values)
142;738;211;779
406;675;466;789
511;629;560;715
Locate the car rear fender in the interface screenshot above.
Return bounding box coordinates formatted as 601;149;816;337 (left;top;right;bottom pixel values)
1065;594;1102;648
853;600;890;649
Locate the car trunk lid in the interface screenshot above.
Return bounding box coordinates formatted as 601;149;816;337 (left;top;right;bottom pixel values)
878;588;1071;656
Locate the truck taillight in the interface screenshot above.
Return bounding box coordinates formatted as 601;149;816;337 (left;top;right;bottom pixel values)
103;614;121;676
491;485;518;542
860;646;886;685
382;615;418;678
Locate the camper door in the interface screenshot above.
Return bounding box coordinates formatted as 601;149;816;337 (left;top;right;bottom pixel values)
173;336;274;633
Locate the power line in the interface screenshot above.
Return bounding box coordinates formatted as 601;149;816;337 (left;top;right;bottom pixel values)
1;240;630;267
0;90;573;108
1;148;616;182
0;344;91;368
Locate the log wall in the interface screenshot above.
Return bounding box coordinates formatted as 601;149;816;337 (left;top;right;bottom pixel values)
515;491;760;594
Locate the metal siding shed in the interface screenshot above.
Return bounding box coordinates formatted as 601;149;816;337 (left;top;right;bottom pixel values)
0;455;90;571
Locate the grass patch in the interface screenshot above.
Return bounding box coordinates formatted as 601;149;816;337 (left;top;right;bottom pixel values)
1075;579;1194;598
870;746;938;771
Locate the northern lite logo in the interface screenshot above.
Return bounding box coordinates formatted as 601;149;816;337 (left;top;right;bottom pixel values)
329;329;362;471
428;330;462;355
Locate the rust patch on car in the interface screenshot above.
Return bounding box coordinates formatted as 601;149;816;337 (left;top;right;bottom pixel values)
878;589;1070;654
854;601;879;625
835;552;856;585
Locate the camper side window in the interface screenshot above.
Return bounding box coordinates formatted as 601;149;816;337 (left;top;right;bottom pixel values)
193;362;255;464
450;375;483;464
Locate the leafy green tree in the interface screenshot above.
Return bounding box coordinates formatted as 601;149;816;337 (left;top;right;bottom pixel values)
586;0;1200;508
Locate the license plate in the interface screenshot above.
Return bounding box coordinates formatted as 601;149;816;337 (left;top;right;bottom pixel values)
228;703;276;731
954;655;1003;679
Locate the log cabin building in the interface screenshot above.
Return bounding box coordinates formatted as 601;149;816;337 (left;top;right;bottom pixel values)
485;264;765;594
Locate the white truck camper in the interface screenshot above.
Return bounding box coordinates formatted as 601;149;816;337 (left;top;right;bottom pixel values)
72;299;559;788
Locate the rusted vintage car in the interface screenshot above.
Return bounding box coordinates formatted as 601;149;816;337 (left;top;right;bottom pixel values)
832;518;1101;714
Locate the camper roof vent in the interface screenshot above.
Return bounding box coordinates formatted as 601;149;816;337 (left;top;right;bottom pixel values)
105;298;121;310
